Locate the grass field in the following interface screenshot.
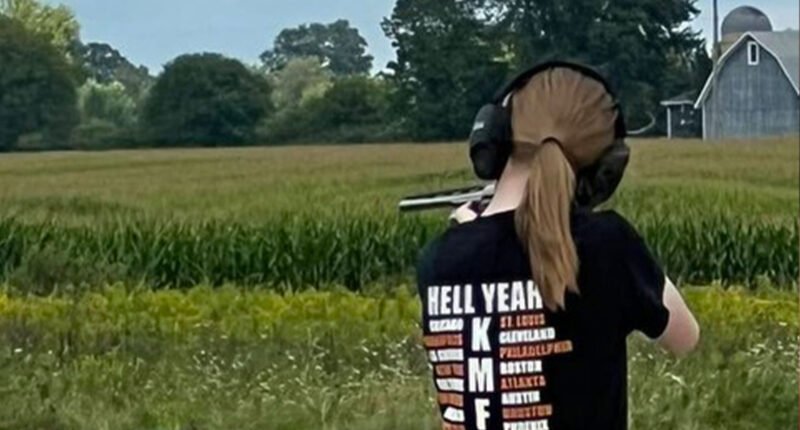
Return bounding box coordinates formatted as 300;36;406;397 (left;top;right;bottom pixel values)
0;138;796;223
0;138;797;429
0;138;797;290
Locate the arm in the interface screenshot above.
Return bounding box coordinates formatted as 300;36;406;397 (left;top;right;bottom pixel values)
655;277;700;357
613;212;699;356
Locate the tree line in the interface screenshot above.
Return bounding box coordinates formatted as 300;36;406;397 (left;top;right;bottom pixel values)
0;0;711;151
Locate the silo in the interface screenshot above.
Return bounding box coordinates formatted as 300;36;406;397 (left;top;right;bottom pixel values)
720;6;773;53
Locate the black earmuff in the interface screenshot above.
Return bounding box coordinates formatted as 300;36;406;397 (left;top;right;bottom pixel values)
468;60;630;208
574;140;629;208
469;104;511;179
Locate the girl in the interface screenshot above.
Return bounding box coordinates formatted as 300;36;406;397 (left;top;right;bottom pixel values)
417;64;699;430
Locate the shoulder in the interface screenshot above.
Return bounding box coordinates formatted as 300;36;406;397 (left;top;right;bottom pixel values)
416;233;445;290
415;218;500;288
415;223;469;273
599;210;642;236
572;210;661;284
585;210;664;286
572;209;641;251
594;210;653;255
580;209;634;232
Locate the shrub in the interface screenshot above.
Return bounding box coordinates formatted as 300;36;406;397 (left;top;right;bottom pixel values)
258;75;395;144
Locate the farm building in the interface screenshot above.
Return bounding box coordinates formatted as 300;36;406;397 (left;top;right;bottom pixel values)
694;6;799;140
661;91;701;138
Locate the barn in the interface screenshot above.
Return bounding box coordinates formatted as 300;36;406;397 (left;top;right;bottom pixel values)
694;6;799;140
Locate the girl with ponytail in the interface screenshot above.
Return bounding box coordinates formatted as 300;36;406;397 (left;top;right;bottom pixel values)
417;66;699;430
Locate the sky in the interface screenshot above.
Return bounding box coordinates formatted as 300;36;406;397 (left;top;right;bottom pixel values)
43;0;799;74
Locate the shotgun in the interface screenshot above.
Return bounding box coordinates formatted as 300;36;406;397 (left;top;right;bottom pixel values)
398;183;496;212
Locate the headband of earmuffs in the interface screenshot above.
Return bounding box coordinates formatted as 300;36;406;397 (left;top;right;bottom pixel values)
468;60;630;208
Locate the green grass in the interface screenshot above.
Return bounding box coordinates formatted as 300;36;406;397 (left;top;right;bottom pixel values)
0;138;796;223
0;138;797;289
0;286;795;430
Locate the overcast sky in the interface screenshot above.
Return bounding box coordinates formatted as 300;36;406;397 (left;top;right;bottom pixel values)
43;0;799;74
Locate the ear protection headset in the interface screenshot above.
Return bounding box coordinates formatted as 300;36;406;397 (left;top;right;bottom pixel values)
469;61;630;208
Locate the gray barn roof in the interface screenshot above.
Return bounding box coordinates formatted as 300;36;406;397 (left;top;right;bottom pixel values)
661;91;697;106
695;30;799;108
753;31;799;90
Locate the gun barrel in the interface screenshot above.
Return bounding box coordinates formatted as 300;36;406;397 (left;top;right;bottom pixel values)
399;184;495;212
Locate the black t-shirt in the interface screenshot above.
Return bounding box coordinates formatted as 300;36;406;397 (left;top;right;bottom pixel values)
416;208;669;430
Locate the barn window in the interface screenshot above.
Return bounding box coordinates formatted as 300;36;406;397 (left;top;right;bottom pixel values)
747;41;760;66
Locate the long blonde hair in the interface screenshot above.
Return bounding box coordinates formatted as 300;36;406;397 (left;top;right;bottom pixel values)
510;68;618;311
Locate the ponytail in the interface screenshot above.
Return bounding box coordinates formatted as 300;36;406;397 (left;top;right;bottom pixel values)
514;141;579;311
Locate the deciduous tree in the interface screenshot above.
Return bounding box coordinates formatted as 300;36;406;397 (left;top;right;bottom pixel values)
0;15;78;150
261;20;373;76
0;0;79;57
487;0;705;129
78;80;138;128
75;42;154;97
382;0;509;140
266;56;333;110
143;53;273;146
383;0;704;138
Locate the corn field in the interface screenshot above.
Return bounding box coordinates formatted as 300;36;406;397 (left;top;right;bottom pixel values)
0;211;796;291
0;138;797;291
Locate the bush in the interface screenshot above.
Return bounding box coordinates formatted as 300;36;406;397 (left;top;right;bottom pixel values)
255;105;317;143
142;53;273;146
68;119;137;150
258;75;397;144
310;76;389;127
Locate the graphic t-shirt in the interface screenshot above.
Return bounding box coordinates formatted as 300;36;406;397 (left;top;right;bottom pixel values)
416;208;669;430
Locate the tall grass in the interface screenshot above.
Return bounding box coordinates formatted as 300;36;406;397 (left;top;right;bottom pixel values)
0;212;797;291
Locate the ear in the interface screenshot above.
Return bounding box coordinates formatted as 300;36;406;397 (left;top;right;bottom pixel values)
574;140;630;208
